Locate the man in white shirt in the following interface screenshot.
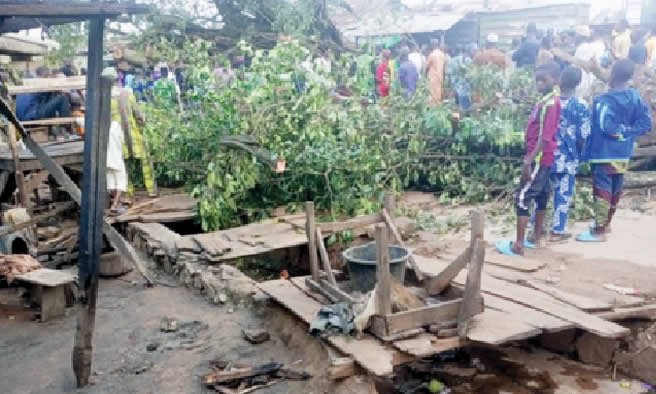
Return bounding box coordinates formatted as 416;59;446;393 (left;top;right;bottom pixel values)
408;43;424;77
574;26;605;100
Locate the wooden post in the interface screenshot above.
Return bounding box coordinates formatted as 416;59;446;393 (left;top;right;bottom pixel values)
316;227;337;285
383;192;396;240
72;16;106;388
470;209;485;248
375;224;392;316
305;201;320;282
7;123;29;207
457;238;485;338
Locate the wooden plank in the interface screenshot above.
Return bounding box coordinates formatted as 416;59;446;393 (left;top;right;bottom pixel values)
257;279;401;376
319;213;383;234
519;280;613;312
466;309;543;345
8;123;29;206
382;209;424;282
485;250;546;272
425;247;471;295
328;357;357;380
469;210;485;248
8;76;87;95
381;299;464;335
484;294;572;332
596;305;656;321
393;334;462;357
40;285;66;322
21;117;78;127
16;268;74;287
0;3;150;17
458;238;485;338
453;271;629;338
316;227;337;285
305;202;320;282
305;278;356;304
375;224;392;316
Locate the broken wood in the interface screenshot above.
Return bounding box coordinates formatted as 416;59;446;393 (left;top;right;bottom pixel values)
382;209;424;282
393;334;463;358
457;238;485;338
202;363;282;385
305;202;320;282
305;277;355;304
375;224;392;316
315;227;336;285
0;201;75;238
596;305;656;321
328;357;357;380
425;247;471;295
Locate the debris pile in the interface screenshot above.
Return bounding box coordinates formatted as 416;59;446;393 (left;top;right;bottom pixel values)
0;254;41;283
202;360;311;393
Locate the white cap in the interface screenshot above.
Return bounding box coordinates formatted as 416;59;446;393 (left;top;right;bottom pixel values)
486;33;499;44
101;67;118;79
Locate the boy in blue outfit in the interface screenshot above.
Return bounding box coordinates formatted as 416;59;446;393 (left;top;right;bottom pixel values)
577;59;652;242
550;66;591;241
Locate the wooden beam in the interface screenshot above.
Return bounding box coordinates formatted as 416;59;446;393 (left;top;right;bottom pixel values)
382;209;424;282
305;277;355;305
457;238;485;338
470;209;485;249
21;117;79;127
377;299;465;335
7;123;29;207
595;305;656;321
0;3;151;17
383;192;396;240
316;227;337;285
8;76;86;95
319;213;383;234
305;202;320;282
375;224;392;316
424;248;471;295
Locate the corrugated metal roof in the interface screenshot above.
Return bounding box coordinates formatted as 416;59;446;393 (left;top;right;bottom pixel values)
329;0;592;38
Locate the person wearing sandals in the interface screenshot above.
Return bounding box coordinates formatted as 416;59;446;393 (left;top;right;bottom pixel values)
550;66;591;242
496;63;562;256
577;60;652;242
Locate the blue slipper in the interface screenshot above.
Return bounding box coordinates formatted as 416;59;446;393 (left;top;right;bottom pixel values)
496;240;520;257
576;230;606;243
524;239;536;249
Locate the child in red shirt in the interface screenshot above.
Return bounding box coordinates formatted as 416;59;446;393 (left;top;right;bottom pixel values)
497;63;562;256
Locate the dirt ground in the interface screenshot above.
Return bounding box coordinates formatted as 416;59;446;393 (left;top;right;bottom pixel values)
1;191;655;394
0;269;370;394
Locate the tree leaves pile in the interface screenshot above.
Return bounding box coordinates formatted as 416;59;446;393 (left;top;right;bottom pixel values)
144;39;536;231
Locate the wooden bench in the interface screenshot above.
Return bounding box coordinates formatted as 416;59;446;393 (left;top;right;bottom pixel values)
15;268;75;321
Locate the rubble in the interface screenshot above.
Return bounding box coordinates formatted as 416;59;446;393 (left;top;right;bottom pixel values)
242;328;270;344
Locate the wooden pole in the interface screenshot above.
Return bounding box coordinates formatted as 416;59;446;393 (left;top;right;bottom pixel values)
382;209;425;282
470;209;485;249
305;201;320;282
375;224;392;316
72;16;106;388
457;238;485;338
316;227;337;285
7;123;29;207
383;192;396;240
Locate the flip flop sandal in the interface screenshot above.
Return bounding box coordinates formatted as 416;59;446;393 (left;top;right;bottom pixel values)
576;230;606;243
524;239;537;249
495;240;521;257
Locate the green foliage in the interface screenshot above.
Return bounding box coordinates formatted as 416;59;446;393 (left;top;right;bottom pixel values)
145;39;531;231
45;23;87;66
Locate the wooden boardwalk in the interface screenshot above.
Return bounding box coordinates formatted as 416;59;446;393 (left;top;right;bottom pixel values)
0;140;84;171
